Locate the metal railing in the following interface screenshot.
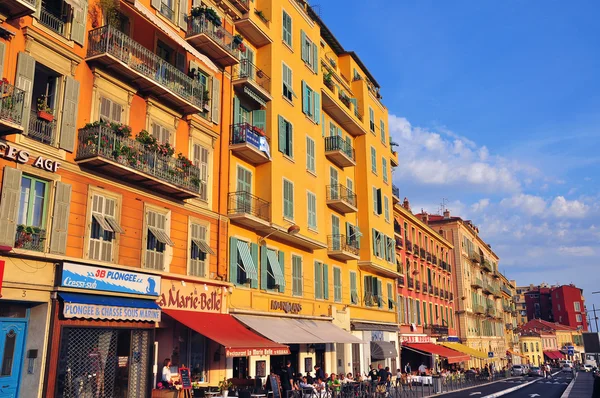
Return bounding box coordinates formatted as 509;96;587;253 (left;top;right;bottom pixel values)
482;260;493;272
395;237;403;248
87;25;204;109
187;15;240;59
473;304;485;314
326;184;357;207
76;125;202;192
230;123;270;156
486;306;497;317
415;281;421;292
440;289;445;298
469;252;482;264
406;240;412;252
29;109;56;145
324;135;355;160
449;292;453;300
0;82;25;126
420;248;426;259
501;285;512;295
394;220;402;234
422;282;427;292
14;226;46;252
414;244;419;255
407;276;414;289
398;275;405;286
426;253;432;263
428;285;433;294
40;7;65;36
434;287;439;296
233;59;271;92
20;0;36;6
472;277;483;288
327;234;359;255
228;191;270;222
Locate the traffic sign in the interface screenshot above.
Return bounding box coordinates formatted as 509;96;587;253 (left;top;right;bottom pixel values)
567;346;574;356
488;351;494;358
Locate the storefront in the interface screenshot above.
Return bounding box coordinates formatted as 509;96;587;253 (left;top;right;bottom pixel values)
401;342;469;372
351;321;400;375
44;262;162;397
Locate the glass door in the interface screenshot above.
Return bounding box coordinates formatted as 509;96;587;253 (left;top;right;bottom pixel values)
0;321;26;398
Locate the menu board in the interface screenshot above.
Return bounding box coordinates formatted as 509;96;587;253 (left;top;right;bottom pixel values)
179;367;191;390
256;360;266;377
269;374;281;398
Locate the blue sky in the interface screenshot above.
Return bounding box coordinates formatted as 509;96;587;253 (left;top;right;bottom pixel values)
321;0;600;324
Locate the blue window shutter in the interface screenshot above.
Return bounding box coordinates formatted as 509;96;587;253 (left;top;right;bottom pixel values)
252;110;266;131
302;80;308;114
229;237;238;284
278;115;286;153
250;243;259;288
278;251;285;293
300;30;307;62
321;113;325;136
314;92;320;124
260;245;268;290
323;264;329;300
312;42;318;73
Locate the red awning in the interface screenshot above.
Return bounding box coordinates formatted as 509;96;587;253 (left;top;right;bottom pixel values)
543;350;565;360
403;343;470;364
163;309;290;357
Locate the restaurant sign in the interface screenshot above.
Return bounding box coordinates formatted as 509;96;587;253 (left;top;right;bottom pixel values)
270;300;302;314
399;335;432;344
0;142;60;172
61;263;161;297
157;281;223;313
63;302;161;322
226;347;291;358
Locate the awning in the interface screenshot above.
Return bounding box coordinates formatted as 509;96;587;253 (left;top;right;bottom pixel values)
163;309;290;357
266;250;285;288
440;342;488;360
351;321;399;333
193;238;215;255
149;226;174;246
59;292;161;322
403;343;470;364
507;349;527;359
236;241;258;281
544;350;565;360
371;341;398;360
234;314;363;344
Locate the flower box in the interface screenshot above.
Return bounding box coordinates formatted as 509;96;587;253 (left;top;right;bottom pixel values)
151;389;178;398
37;110;53;122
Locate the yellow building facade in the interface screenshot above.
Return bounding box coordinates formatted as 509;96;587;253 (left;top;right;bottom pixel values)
227;0;400;379
499;275;522;364
520;332;543;366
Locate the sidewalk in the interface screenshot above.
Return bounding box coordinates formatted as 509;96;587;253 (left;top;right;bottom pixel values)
562;371;594;397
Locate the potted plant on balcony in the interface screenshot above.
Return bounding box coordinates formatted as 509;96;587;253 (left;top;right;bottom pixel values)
323;72;334;90
233;34;243;46
201;88;211;111
37;96;53;122
252;125;265;137
254;9;269;23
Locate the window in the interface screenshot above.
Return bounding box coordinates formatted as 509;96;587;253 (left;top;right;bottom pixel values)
350;271;358;304
558;304;561;311
88;193;124;262
18;175;48;231
576;314;583;322
535;342;539;352
364;275;381;307
382;157;388;183
283;179;294;220
371;147;377;173
306;136;315;173
302;82;320;123
190;222;213;277
372;187;382;215
372;229;382;258
384;196;390;222
193;143;210;201
151;122;172;145
278;115;293;157
99;96;123;123
314;261;328;299
292;255;303;296
416;300;421;324
574;302;581;312
282;10;292;47
144;209;173;270
369;107;375;132
230;238;258;286
282;63;294;101
333;267;342;302
380;120;386;144
300;30;318;72
388;283;394;310
307;191;317;230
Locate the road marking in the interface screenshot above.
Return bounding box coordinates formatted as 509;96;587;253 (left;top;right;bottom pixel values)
469;393;482;396
529;394;540;397
481;379;539;398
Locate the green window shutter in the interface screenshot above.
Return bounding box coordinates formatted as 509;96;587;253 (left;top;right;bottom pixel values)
323;263;329;300
314;92;320;124
252;110;266;131
314;262;321;299
312;42;318;73
321;113;325;136
60;76;80;152
233;97;241;125
250;243;259;288
229;237;239;284
260;245;268;290
0;42;5;79
371;228;377;254
151;0;161;9
350;272;357;303
49;182;72;254
278;115;286;153
178;0;188;29
211;77;220;124
300;30;307;62
15;52;35;133
0;167;22;247
301;80;308;114
278;251;285;293
288;122;293;157
377;279;383;308
70;3;87;46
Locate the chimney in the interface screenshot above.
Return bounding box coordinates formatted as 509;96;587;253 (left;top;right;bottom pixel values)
403;197;410;211
422;212;429;224
443;209;450;219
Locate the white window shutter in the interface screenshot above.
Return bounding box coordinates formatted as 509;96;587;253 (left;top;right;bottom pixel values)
211;77;220;124
0;167;22;247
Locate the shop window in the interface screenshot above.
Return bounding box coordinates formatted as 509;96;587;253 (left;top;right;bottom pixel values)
144;208;173;270
88;192;124;262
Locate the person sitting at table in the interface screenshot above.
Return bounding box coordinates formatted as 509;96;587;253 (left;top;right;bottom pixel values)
305;372;314;384
342;373;354;383
299;377;314;390
314;378;326;392
418;363;427;376
327;373;341;392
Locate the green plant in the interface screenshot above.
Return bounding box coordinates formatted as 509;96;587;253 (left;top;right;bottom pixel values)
254;9;268;22
323;72;333;85
202;88;211;105
218;378;232;392
98;0;120;27
36;96;52;113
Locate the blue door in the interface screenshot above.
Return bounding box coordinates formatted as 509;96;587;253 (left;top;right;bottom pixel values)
0;321;26;398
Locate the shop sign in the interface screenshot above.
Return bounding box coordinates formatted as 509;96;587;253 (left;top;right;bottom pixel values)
399;335;431;344
225;347;291;357
270;300;302;314
0;142;60;172
61;263;161;297
63;302;161;322
157;281;222;313
425;325;449;337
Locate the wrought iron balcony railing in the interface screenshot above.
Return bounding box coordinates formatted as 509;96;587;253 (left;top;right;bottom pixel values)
327;234;359;255
428;285;433;294
324;135;355;160
228;191;270;222
415;281;421;292
0;82;24;126
76;125;202;193
29;109;56;145
395;237;403;248
230;123;270;153
87;25;204;109
501;285;512;296
422;282;427;292
414;244;419;255
394;220;401;234
398;275;405;286
434;287;439;296
233;59;271;93
326;184;357;207
14;226;46;252
407;277;414;289
426;253;432;263
420;248;426;259
392;184;400;198
473;304;485;314
40;7;66;36
187;15;240;59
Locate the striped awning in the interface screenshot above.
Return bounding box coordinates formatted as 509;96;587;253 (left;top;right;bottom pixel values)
149;226;174;246
266;250;285;287
244;87;267;107
237;241;258;281
192;239;215;255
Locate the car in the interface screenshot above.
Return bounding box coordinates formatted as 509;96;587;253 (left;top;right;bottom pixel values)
511;365;525;376
562;364;573;372
529;366;543;377
582;364;593;372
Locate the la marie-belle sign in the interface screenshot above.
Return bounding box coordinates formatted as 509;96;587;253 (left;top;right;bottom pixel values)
0;142;60;172
157;280;224;313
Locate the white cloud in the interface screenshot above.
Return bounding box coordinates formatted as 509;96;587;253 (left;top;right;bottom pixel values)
549;196;589;218
558;246;595;256
500;194;546;216
471;198;490;212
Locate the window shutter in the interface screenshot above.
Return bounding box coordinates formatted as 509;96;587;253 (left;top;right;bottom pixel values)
112;102;123;123
323;264;329;300
288;122;293;157
300;30;307;62
250;243;258;288
252;110;266;131
99;97;111;121
312;42;318;73
278;115;285;153
301;80;308;114
151;0;161;10
278;251;285;293
314;262;321;298
50;182;72;254
71;3;87;46
60;76;80;152
211;77;220;124
175;52;186;72
260;245;268;290
372;228;377;254
314;92;320;124
178;0;188;29
229;237;238;284
15;52;35;133
0;167;22;247
233;96;241;125
0;42;5;79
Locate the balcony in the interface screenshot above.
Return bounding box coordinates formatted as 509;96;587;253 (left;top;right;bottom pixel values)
0;83;25;135
230;123;271;165
390;149;399;167
422;282;428;294
434;287;439;297
327;234;359;261
469;252;481;264
428;285;433;295
76;125;203;200
232;60;272;105
234;12;272;47
482;283;492;295
229;0;249;13
482;260;493;273
407;277;414;289
28;110;57;145
392;185;400;203
395;237;403;248
324;136;356;168
432;255;438;266
394;220;402;237
186;16;240;67
86;26;204;114
321;75;366;137
426;253;432;263
449;292;454;301
471;278;483;289
440;289;445;299
501;286;512;296
14;225;46;252
398;275;405;286
326;184;357;214
420;248;426;259
486;307;497;318
0;0;35;18
40;7;67;38
473;305;485;314
406;240;413;252
228;191;271;229
414;244;419;256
